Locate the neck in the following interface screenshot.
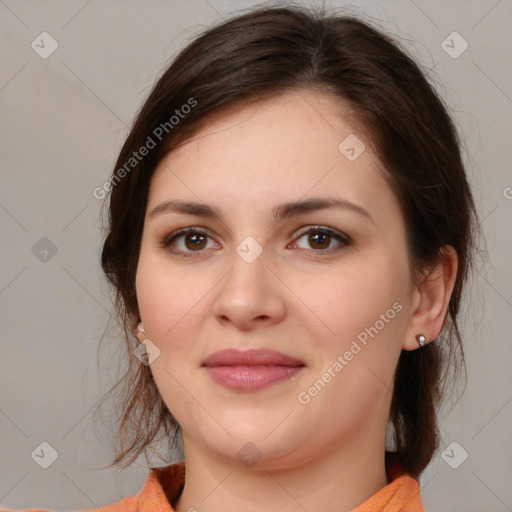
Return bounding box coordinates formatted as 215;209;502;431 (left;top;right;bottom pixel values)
173;422;389;512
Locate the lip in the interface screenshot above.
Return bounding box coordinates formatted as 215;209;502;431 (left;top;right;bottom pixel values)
202;348;305;392
202;348;305;367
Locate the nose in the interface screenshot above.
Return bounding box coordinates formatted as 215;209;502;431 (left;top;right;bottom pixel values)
211;245;286;331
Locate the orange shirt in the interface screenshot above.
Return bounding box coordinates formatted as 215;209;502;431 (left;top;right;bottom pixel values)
1;453;425;512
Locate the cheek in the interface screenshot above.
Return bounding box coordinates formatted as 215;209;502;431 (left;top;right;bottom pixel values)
295;269;407;424
293;256;411;412
135;262;203;412
135;254;210;357
300;260;408;347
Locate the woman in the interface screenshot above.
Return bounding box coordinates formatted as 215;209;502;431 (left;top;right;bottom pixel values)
4;4;478;512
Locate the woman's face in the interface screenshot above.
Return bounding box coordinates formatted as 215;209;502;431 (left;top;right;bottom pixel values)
136;89;419;469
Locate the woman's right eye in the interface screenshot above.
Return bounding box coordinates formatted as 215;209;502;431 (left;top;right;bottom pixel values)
161;228;218;257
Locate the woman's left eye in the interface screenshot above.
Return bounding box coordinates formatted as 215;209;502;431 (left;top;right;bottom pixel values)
290;226;352;253
161;226;351;257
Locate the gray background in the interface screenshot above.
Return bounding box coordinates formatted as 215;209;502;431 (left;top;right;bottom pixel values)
1;0;511;510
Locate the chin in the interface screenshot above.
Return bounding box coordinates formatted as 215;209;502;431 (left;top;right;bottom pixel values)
207;436;308;471
193;416;310;467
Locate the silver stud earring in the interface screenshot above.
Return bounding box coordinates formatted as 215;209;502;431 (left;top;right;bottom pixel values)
416;334;426;347
136;322;146;335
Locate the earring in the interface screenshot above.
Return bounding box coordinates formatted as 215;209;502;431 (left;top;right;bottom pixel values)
136;322;146;335
416;334;426;347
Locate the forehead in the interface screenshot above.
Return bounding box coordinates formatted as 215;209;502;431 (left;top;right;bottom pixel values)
148;89;394;218
173;89;366;159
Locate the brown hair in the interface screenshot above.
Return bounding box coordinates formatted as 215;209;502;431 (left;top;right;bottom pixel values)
95;3;479;477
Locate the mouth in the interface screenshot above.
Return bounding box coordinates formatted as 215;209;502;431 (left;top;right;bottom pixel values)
202;348;306;392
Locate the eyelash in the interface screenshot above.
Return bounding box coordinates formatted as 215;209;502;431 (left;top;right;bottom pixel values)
160;225;352;258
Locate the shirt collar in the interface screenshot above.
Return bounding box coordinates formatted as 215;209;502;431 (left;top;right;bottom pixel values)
141;453;424;512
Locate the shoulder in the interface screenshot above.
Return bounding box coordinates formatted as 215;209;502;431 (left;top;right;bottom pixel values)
80;463;184;512
80;494;139;512
0;462;185;512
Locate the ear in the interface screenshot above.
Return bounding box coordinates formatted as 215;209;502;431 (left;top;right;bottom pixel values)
402;245;458;351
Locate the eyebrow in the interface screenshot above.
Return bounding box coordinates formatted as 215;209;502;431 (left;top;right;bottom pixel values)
148;196;373;224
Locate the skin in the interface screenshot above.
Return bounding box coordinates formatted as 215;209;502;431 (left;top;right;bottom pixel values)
135;89;458;512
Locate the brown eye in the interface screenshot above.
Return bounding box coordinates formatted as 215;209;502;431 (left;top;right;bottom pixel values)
162;228;216;256
292;226;351;254
307;231;331;250
182;232;208;251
